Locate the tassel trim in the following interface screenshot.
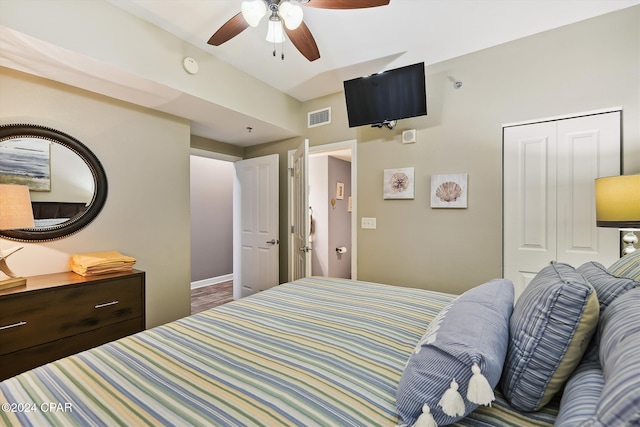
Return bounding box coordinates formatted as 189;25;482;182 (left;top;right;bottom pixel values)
411;363;496;425
467;363;495;406
438;379;465;417
412;403;438;427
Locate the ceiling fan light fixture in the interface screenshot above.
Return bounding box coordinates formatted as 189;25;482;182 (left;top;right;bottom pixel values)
241;0;267;27
279;1;304;30
210;0;390;61
266;19;285;43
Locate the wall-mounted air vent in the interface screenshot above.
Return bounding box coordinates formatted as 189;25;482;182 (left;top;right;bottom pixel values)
308;107;331;128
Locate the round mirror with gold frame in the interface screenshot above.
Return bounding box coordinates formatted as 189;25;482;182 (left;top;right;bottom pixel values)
0;124;108;242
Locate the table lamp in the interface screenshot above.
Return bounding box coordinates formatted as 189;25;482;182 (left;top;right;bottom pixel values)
595;175;640;255
0;184;35;290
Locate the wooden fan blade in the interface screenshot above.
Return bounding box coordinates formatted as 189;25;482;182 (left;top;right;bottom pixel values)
302;0;390;9
284;22;320;61
208;13;249;46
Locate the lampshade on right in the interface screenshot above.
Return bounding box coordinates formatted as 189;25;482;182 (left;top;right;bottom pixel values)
595;174;640;254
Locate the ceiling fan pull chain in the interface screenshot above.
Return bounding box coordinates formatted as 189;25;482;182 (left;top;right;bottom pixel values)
272;39;285;60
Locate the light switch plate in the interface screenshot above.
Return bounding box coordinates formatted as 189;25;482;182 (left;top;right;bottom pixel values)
361;217;377;229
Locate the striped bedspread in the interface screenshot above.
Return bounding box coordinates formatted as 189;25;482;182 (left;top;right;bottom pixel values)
0;277;558;426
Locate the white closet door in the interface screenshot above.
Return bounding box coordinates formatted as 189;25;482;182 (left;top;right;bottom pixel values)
556;112;620;267
504;111;621;297
504;121;558;293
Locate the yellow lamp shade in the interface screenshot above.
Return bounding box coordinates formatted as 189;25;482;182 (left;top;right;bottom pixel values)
595;175;640;228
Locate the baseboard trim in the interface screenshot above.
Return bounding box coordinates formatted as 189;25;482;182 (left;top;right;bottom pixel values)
191;273;233;290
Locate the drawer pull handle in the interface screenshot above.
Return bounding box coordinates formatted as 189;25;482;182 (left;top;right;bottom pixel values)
95;300;119;309
0;321;27;331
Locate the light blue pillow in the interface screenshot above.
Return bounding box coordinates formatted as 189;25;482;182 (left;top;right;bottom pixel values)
396;279;513;426
501;263;599;412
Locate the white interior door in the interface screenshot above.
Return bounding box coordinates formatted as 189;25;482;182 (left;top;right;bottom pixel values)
504;121;558;293
555;112;620;267
291;139;310;280
233;154;279;299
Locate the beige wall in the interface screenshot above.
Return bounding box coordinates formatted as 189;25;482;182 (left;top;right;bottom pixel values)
190;156;234;282
247;6;640;294
0;68;192;328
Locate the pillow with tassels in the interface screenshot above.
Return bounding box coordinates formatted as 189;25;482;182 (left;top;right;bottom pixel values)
396;279;514;426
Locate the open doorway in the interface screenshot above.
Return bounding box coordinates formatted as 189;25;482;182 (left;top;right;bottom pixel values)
309;149;352;278
190;154;233;287
190;149;240;312
288;139;357;280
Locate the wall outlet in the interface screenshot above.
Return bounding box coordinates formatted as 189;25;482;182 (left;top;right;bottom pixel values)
361;217;377;229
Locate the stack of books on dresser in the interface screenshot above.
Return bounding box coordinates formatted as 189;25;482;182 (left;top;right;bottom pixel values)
70;250;136;276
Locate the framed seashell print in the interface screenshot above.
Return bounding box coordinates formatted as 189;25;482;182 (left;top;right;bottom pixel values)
431;173;468;208
384;167;414;199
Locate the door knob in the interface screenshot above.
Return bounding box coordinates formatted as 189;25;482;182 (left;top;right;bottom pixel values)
266;239;278;245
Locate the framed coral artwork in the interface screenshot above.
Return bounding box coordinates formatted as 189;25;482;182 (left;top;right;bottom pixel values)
431;173;468;208
384;167;414;199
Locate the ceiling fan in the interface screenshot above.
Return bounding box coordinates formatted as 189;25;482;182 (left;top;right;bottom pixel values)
207;0;390;61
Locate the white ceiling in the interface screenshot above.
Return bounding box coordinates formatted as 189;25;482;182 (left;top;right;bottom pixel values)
110;0;638;101
4;1;638;146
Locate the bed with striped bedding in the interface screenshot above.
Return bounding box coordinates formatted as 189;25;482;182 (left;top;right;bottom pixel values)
0;277;558;426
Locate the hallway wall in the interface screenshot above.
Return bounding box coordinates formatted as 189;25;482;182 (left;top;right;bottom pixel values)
190;156;234;283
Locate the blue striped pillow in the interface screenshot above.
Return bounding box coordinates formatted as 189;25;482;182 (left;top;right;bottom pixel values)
582;287;640;427
608;250;640;281
577;261;639;362
555;359;603;426
396;279;513;426
501;263;599;412
578;261;640;315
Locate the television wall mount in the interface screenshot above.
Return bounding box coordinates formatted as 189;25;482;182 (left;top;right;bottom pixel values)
371;120;397;130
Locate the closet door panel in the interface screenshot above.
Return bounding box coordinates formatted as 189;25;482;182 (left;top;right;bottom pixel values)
503;122;557;296
556;112;621;267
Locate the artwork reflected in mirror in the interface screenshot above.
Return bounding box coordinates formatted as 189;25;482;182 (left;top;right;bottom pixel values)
0;124;107;241
0;137;51;191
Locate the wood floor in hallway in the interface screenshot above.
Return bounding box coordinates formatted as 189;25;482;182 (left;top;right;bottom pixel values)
190;281;233;314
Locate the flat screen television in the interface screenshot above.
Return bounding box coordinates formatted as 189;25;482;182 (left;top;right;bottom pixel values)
343;62;426;128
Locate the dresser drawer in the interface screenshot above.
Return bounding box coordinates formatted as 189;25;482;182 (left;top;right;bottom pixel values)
0;276;143;355
0;318;143;380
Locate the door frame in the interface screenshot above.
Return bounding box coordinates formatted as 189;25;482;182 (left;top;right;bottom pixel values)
501;106;622;128
287;139;358;281
291;139;310;281
191;147;242;163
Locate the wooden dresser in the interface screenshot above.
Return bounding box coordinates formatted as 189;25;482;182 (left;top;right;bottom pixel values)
0;269;145;380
